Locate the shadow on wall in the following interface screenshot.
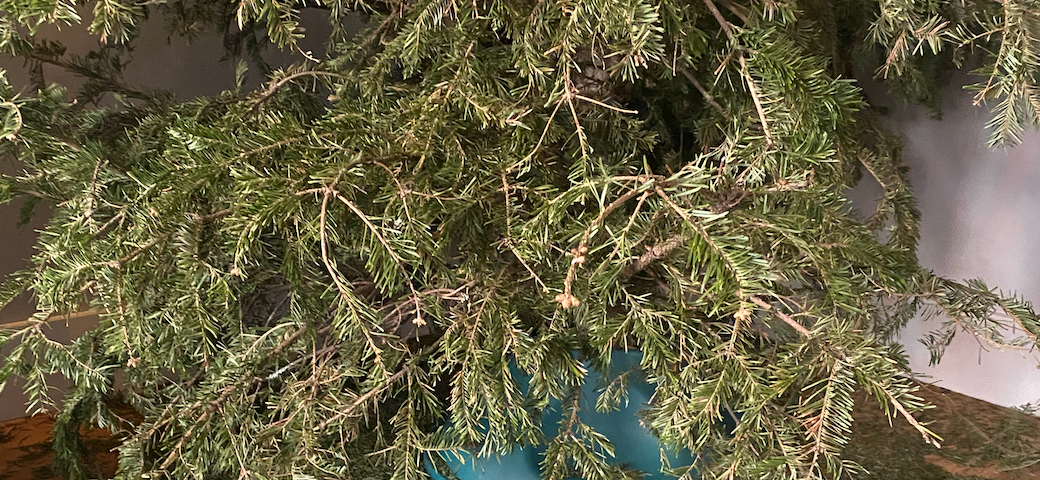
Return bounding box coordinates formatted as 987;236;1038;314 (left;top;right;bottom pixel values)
857;72;1040;410
0;7;337;98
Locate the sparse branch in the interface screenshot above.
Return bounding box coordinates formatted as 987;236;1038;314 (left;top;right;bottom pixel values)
558;178;656;307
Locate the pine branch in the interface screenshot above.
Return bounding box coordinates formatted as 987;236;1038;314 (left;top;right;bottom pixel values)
750;296;940;449
157;324;309;471
1;1;1035;477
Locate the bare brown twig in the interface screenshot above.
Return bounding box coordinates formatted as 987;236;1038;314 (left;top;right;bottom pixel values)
681;69;725;114
620;233;686;279
738;56;774;148
558;179;655;308
702;0;734;38
748;296;810;336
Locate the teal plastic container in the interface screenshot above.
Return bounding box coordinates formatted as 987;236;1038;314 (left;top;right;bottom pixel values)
426;351;696;480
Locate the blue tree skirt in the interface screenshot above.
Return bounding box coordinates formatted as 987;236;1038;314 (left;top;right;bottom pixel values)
426;351;697;480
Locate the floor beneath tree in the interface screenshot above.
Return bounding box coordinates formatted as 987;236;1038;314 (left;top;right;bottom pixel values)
1;384;1039;480
0;414;122;480
846;383;1040;479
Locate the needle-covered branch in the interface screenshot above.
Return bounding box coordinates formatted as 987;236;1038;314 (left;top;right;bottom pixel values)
0;1;1038;479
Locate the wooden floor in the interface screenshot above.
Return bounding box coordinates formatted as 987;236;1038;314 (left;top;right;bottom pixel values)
0;413;121;480
847;383;1040;479
1;384;1040;479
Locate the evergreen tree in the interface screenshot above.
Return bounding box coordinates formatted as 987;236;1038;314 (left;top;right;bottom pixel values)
0;0;1039;478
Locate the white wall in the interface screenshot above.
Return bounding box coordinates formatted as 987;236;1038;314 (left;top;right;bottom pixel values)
863;76;1040;409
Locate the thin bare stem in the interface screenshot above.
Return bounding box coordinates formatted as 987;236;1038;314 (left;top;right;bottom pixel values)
573;93;639;114
738;56;774;148
681;70;725;114
749;296;810;337
702;0;734;38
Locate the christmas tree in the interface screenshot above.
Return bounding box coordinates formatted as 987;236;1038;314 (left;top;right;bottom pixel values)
1;0;1039;478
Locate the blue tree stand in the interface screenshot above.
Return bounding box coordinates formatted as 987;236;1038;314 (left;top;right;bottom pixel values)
426;351;697;480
